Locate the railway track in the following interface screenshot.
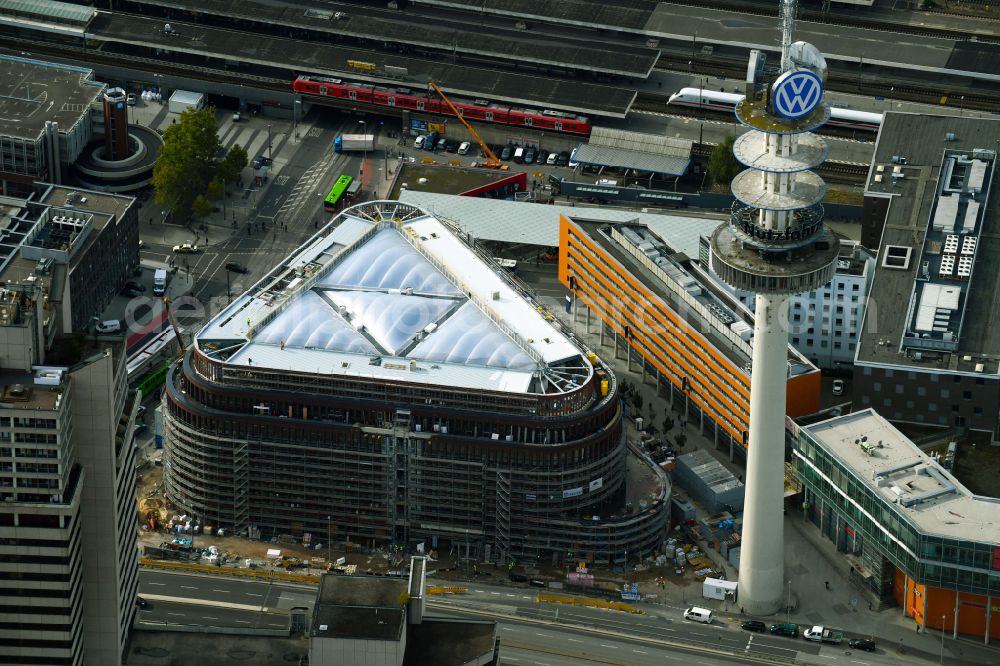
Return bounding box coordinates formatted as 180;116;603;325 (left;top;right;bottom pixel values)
657;0;1000;44
654;53;1000;113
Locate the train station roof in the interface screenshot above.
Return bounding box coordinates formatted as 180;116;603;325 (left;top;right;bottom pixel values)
416;0;655;31
0;0;95;27
574;128;692;176
89;12;635;118
124;0;659;78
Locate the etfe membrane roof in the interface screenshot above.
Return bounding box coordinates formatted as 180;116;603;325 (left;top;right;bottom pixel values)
805;409;1000;546
90;12;634;117
125;0;658;78
197;201;590;396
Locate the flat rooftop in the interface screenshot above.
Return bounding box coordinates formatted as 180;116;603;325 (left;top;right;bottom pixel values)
388;163;518;199
196;201;591;396
0;56;103;141
0;367;65;411
311;574;407;642
90;12;635;117
804;409;1000;546
405;619;496;666
414;0;656;31
125;0;659;78
858;113;1000;375
572;220;816;378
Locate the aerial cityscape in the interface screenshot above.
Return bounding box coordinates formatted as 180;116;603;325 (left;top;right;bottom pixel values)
1;0;999;665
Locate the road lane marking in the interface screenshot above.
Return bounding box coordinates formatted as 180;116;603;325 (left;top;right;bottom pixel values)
534;633;552;638
504;627;520;632
211;589;229;593
565;638;580;643
600;644;618;649
235;620;251;624
245;593;263;597
180;585;197;589
202;616;218;620
851;662;870;665
506;594;516;597
167;612;184;617
633;650;648;654
148;582;166;586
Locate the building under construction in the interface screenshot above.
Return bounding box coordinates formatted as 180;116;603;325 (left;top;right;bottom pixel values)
163;201;669;564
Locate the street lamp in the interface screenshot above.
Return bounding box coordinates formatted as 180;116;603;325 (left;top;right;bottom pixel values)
786;580;792;620
267;124;272;162
327;515;332;565
358;120;367;178
940;614;945;664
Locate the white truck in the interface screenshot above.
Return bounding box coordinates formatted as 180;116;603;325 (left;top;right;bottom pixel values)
167;90;205;114
804;626;843;644
153;269;168;296
334;134;375;153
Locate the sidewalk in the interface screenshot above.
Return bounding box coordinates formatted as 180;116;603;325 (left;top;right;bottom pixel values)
518;265;998;664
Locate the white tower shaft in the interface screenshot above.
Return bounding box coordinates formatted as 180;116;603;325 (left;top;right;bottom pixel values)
740;292;790;614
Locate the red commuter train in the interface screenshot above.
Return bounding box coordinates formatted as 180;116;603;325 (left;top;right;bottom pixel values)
292;76;592;136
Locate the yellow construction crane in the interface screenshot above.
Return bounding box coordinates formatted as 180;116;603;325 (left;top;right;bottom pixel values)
429;82;508;170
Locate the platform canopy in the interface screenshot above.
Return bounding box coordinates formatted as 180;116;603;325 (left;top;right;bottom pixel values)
574;127;693;176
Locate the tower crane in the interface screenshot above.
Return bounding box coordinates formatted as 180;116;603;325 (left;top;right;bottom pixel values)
429;82;508;170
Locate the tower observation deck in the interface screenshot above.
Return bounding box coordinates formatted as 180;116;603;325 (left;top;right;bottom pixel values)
709;0;839;615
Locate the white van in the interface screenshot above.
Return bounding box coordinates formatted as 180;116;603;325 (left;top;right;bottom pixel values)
546;152;558;165
683;607;713;624
153;268;167;296
457;141;471;155
414;135;427;149
94;319;122;334
513;146;525;163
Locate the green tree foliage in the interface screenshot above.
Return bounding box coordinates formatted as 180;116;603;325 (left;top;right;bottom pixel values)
152;107;221;216
707;134;741;190
215;144;248;187
205;178;224;202
191;194;213;219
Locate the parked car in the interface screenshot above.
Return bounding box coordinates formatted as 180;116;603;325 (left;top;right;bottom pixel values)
126;93;137;106
524;147;536;164
225;262;249;274
547;152;558;165
769;623;799;638
172;243;198;254
742;620;767;633
556;151;570;166
121;285;143;297
536;150;548;165
457;141;471;155
848;639;876;652
436;138;448;151
832;379;845;395
125;280;146;292
135;597;148;608
528;579;546;588
444;140;459;153
252;156;272;170
500;145;513;161
414;135;427;149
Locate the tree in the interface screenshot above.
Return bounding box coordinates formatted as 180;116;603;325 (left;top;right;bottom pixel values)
216;143;248;186
662;416;674;433
152;107;221;217
675;432;687;449
205;177;224;202
707;134;741;190
191;194;212;219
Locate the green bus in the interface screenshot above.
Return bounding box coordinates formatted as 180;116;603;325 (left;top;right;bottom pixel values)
137;359;172;397
323;175;354;212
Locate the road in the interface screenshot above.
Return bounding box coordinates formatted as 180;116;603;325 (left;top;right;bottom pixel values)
137;570;915;665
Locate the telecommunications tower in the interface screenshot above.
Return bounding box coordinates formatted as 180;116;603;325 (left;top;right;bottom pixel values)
709;0;840;614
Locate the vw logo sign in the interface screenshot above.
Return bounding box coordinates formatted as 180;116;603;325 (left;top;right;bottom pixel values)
771;69;824;119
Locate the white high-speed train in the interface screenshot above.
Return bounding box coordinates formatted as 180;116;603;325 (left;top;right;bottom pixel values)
667;88;883;132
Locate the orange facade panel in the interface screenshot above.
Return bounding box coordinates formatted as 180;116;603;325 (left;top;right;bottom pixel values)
560;215;820;445
898;566;1000;639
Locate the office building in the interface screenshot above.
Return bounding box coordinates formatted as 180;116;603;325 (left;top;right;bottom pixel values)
857;114;1000;439
794;409;1000;640
706;239;874;370
0;186;140;664
164;200;669;565
0;183;139;335
0;56;103;195
558;217;822;458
